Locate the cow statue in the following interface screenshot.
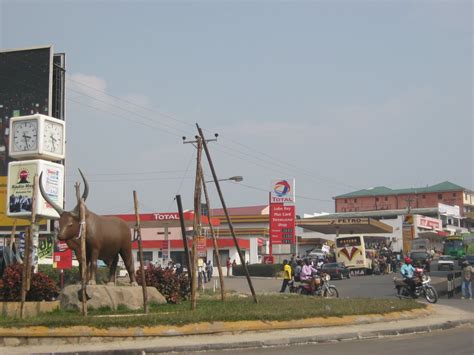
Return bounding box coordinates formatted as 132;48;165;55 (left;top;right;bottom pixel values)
39;169;137;286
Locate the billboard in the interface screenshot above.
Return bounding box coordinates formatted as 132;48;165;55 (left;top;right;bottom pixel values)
269;179;296;250
0;45;56;230
6;159;64;219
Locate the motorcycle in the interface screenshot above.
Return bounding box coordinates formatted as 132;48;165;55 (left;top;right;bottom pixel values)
393;267;438;303
289;273;339;298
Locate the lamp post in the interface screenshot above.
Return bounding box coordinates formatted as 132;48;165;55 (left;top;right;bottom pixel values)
205;176;243;183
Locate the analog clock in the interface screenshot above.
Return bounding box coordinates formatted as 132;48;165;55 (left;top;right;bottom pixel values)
43;120;64;155
12;120;38;152
9;114;65;161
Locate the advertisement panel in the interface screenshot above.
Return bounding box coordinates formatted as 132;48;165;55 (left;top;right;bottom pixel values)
53;241;72;269
269;203;295;245
0;46;53;176
0;46;56;231
6;159;64;219
269;179;295;251
196;235;207;258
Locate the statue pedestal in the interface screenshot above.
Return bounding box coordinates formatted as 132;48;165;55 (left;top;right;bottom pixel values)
59;285;166;311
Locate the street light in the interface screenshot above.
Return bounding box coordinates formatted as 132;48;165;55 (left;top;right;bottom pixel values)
205;176;243;183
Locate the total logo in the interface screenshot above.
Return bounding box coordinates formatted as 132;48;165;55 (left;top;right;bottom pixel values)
274;180;291;197
271;179;294;203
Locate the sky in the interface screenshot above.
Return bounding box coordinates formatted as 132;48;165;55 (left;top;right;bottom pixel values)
0;0;472;215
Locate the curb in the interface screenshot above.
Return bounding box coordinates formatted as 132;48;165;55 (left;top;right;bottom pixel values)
57;319;474;354
0;307;432;339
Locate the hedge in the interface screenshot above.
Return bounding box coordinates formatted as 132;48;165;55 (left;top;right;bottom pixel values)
232;264;283;277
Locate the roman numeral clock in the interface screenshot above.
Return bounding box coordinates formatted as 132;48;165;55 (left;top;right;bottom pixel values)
9;114;65;161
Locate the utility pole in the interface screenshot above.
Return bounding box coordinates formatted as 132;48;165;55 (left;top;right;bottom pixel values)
183;136;205;310
200;165;226;301
196;124;258;304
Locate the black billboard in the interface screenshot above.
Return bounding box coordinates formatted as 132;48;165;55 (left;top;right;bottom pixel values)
0;46;53;176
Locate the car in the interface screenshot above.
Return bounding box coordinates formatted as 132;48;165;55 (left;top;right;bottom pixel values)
409;251;432;271
321;262;350;280
462;255;474;266
437;255;455;271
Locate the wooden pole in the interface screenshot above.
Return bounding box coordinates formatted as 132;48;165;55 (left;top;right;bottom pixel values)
76;183;88;316
197;124;258;303
20;175;38;318
176;195;192;281
200;166;226;301
191;137;203;310
133;190;148;314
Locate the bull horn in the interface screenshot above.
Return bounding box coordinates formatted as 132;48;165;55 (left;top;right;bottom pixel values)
78;169;89;202
72;169;89;215
39;172;64;215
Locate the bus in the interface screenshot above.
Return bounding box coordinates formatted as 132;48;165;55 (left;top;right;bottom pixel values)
443;236;465;259
335;235;372;274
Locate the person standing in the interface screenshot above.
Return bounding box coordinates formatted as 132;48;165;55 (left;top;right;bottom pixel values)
206;260;213;281
280;259;292;293
226;257;231;277
461;260;472;300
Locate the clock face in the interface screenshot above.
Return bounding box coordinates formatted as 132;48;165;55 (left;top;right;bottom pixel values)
43;121;64;154
12;120;38;152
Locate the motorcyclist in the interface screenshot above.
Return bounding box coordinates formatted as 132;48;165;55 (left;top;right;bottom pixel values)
300;258;319;294
400;257;416;296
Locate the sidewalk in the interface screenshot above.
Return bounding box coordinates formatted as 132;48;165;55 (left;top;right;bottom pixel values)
1;303;472;354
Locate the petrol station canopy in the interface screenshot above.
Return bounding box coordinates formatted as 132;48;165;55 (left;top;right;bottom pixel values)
297;217;393;235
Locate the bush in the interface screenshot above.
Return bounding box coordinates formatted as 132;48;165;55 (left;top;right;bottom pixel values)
137;264;190;304
1;264;59;301
38;264;111;287
232;263;282;277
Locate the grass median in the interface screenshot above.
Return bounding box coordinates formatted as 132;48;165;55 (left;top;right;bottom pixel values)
0;294;425;329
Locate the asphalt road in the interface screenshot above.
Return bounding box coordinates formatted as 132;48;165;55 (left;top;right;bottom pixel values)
183;325;473;355
215;267;473;312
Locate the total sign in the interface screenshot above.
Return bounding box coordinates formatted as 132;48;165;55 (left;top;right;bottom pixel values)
270;179;295;204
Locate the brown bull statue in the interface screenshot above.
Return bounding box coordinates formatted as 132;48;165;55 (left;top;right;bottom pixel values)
39;170;137;286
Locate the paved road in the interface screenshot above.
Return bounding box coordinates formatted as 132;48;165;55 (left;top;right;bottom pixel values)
182;325;473;355
214;271;473;312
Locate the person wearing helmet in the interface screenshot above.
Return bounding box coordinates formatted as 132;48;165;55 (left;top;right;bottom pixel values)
401;257;416;296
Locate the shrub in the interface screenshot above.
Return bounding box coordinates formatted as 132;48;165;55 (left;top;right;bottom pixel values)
232;263;282;277
136;264;190;304
1;264;59;301
38;264;111;287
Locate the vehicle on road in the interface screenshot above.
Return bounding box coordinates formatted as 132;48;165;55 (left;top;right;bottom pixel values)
437;255;455;270
393;267;438;303
409;250;431;271
289;273;339;298
462;254;474;266
321;262;351;280
335;235;372;275
443;236;465;260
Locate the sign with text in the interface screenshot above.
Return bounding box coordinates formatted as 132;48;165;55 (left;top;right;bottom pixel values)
53;241;72;269
270;179;295;204
270;204;295;245
195;235;207;257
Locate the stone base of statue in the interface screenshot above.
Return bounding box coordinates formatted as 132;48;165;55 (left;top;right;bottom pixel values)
59;285;166;311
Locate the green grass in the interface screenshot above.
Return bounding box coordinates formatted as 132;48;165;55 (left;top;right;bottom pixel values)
0;294;425;329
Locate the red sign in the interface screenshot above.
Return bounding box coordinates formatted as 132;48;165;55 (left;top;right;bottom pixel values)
196;235;207;257
53;241;72;269
269;203;295;245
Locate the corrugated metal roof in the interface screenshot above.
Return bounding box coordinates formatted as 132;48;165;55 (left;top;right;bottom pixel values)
334;181;467;199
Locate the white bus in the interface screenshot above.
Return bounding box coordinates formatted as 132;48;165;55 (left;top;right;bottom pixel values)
335;235;372;274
